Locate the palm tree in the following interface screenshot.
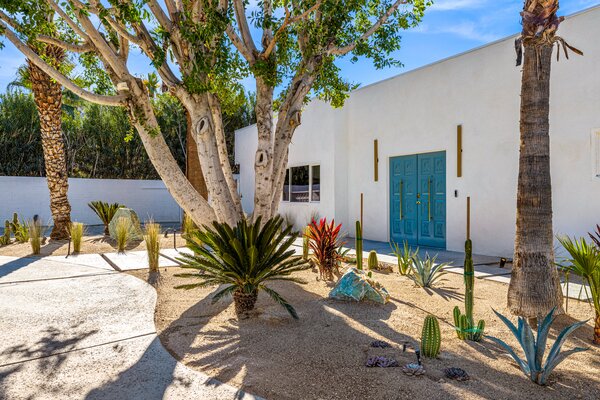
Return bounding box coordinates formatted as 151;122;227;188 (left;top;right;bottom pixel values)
27;43;72;240
508;1;582;321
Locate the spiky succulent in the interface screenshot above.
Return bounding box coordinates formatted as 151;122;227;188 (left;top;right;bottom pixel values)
409;253;449;288
488;308;588;385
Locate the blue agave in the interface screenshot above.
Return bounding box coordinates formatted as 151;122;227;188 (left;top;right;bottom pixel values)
488;308;588;385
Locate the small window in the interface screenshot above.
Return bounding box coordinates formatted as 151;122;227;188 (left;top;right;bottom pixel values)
283;169;290;201
290;166;310;202
311;165;320;201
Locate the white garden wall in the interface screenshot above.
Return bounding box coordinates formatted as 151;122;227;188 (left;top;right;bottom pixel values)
236;6;600;257
0;176;182;226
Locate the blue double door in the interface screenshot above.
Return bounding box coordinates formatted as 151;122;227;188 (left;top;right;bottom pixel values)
389;151;446;248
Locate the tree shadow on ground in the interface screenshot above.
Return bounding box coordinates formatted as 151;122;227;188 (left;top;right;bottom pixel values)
156;277;600;400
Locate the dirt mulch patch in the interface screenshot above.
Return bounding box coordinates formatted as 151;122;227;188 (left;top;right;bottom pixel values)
128;266;599;400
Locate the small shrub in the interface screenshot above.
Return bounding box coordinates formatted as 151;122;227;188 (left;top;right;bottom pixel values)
0;221;10;245
115;217;132;253
88;201;122;235
409;253;449;288
488;308;588;385
391;240;417;275
28;219;42;255
10;213;29;243
307;218;344;281
590;224;600;248
144;221;161;273
175;216;310;319
70;222;84;253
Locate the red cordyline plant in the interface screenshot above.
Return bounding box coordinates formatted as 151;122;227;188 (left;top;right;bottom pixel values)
307;218;344;281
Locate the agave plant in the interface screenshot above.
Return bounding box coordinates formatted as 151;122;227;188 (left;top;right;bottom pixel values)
408;253;449;288
488;308;588;385
306;218;344;281
175;216;311;319
391;240;418;275
88;201;122;235
557;235;600;344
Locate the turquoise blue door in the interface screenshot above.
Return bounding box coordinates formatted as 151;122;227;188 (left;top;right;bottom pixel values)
390;151;446;248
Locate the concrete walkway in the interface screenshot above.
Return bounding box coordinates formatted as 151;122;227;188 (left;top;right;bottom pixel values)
0;254;259;400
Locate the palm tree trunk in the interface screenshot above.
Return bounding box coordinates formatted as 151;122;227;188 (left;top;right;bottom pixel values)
27;45;71;240
594;311;600;344
508;43;563;318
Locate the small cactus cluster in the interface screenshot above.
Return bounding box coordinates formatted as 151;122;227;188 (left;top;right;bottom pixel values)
453;239;485;341
0;220;10;245
302;226;310;260
367;250;378;270
355;221;363;270
421;315;441;358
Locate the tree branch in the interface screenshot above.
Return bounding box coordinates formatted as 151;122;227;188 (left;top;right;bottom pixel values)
147;0;173;32
232;0;257;54
328;0;408;56
262;1;322;59
37;35;93;53
48;0;88;40
226;25;255;63
0;19;127;106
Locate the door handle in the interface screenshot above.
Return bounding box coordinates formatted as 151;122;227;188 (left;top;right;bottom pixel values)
399;180;403;220
428;178;432;221
416;200;421;205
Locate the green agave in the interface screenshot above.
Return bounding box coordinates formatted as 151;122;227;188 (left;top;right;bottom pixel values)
488;308;588;385
409;253;449;288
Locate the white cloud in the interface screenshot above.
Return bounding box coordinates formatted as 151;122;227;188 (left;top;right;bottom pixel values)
437;21;503;42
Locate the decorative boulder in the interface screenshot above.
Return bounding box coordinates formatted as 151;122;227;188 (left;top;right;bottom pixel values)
108;208;142;240
329;267;390;304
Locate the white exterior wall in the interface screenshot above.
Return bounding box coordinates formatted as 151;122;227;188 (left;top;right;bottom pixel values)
0;176;181;226
235;6;600;257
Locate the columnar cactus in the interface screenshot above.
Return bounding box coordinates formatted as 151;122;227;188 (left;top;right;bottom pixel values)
0;221;10;245
302;226;310;260
421;315;441;358
367;250;378;270
453;239;485;341
355;221;363;270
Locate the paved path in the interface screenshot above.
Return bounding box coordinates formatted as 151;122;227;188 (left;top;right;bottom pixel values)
0;255;259;400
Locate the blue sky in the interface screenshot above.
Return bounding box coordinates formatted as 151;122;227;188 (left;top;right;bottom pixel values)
0;0;598;93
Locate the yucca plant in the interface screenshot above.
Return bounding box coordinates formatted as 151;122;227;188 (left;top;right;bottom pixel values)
28;219;42;255
70;222;84;253
557;235;600;344
88;201;122;235
144;221;161;273
488;308;588;385
306;218;344;281
409;253;449;288
175;216;311;319
391;240;417;275
115;217;133;253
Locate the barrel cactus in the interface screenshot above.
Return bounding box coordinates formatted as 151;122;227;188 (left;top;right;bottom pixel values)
367;250;378;270
421;315;441;358
355;221;363;270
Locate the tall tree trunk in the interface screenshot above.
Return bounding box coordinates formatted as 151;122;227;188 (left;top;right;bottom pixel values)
508;44;563;318
27;45;71;240
185;109;208;199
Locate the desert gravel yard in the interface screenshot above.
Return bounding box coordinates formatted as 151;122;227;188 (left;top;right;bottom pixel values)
133;265;600;400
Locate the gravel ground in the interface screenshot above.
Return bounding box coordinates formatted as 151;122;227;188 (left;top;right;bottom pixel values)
128;264;600;400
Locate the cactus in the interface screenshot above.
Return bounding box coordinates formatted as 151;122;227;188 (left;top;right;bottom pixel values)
367;250;378;270
302;226;310;260
421;315;441;358
453;239;485;341
9;213;29;243
355;221;363;270
0;220;10;245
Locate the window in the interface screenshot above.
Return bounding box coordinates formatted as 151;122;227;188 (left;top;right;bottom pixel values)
283;169;290;201
290;166;310;202
311;165;320;201
282;164;320;202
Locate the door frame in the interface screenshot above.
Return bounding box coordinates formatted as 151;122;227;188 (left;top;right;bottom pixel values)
388;150;447;249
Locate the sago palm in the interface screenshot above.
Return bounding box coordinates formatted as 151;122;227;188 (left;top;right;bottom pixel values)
557;236;600;344
88;201;122;235
175;216;311;319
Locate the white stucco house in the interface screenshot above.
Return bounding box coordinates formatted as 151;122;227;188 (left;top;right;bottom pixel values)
235;6;600;257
